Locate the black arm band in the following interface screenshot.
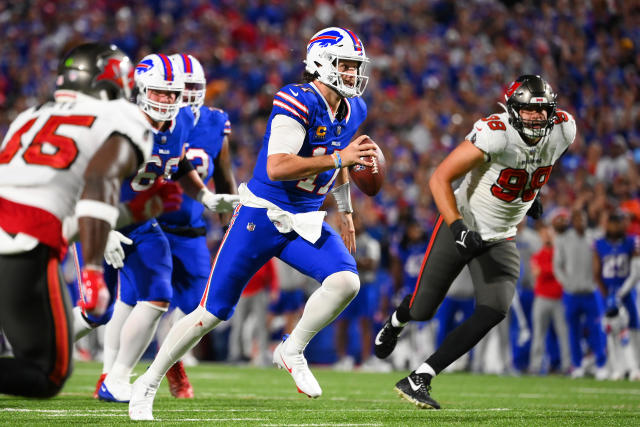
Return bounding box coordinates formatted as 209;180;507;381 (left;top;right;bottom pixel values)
173;157;195;180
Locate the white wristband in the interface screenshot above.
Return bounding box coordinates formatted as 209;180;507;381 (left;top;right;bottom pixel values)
330;182;353;213
75;199;119;228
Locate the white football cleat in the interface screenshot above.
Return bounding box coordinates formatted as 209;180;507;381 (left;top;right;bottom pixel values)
98;375;132;403
595;366;610;381
273;337;322;398
129;375;158;421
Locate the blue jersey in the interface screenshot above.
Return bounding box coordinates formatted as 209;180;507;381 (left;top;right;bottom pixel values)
394;241;428;294
594;236;635;292
120;107;195;203
248;82;367;213
157;106;231;229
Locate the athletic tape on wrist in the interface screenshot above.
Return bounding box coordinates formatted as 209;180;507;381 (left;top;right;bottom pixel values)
331;182;353;213
75;200;119;228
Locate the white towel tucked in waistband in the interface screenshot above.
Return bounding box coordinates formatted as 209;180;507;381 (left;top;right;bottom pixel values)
238;183;326;244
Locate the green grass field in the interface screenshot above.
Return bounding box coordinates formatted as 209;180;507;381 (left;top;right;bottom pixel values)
1;361;640;425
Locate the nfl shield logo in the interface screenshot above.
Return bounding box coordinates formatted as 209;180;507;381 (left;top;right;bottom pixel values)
336;126;342;135
247;222;256;231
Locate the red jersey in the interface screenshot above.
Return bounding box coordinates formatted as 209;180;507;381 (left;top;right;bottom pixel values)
531;246;563;299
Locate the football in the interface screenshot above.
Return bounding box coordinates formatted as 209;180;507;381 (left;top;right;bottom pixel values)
349;143;386;196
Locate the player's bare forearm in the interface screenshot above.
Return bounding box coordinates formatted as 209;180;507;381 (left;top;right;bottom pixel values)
179;169;206;199
266;135;377;181
78;217;111;266
593;252;607;295
212;137;238;195
335;166;349;186
429;174;461;226
80;135;138;266
339;212;356;253
429;140;485;226
267;153;336;181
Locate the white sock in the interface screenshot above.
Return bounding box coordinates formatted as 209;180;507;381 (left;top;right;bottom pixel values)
72;307;94;341
109;301;167;382
155;308;186;347
391;311;407;328
287;271;359;353
102;300;134;374
144;305;221;387
415;362;436;377
630;330;640;369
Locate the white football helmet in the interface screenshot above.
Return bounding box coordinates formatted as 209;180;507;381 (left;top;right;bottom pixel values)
134;53;184;122
305;27;369;98
170;53;206;113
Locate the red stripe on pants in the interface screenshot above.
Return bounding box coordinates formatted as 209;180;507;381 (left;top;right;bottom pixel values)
46;253;70;385
410;216;444;307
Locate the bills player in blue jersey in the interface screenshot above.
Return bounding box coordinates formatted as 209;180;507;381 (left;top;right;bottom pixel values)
76;53;239;403
154;53;237;398
593;212;640;379
129;27;379;420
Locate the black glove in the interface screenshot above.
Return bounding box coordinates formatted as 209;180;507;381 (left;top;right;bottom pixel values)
449;219;484;260
526;196;543;219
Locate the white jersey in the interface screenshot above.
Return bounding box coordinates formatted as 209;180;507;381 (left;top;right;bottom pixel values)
455;111;576;241
0;95;153;221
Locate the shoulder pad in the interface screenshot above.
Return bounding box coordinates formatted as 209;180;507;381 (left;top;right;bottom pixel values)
465;114;509;155
110;99;153;164
272;84;313;126
553;109;577;146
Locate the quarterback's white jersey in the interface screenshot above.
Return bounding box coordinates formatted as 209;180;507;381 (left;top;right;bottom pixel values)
0;94;153;221
455;110;576;241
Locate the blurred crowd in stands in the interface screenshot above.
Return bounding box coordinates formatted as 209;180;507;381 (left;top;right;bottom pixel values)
1;0;639;376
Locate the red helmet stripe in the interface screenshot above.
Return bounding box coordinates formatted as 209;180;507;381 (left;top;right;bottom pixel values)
343;28;363;53
157;54;173;81
181;54;192;74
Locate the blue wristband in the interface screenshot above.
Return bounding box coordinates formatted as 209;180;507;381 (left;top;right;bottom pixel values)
334;152;342;169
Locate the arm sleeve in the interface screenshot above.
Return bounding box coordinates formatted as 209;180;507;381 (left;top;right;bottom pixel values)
552;239;568;286
267;114;307;156
618;256;640;298
172;157;195;180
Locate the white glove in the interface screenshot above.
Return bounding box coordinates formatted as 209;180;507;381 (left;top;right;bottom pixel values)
517;327;531;346
198;189;240;213
103;230;133;269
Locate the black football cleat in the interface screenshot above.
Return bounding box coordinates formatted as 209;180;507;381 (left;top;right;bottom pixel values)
394;371;441;409
374;316;404;359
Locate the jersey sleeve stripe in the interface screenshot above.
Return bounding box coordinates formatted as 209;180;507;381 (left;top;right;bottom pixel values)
275;91;309;114
273;100;309;124
224;120;231;135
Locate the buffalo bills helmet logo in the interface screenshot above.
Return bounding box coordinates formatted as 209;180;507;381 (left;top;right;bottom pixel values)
307;30;343;52
135;58;154;74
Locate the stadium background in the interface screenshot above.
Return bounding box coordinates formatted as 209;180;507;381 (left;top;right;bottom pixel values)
1;0;639;366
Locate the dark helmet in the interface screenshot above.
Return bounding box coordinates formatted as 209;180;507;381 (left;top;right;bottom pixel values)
505;74;557;139
55;42;134;100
